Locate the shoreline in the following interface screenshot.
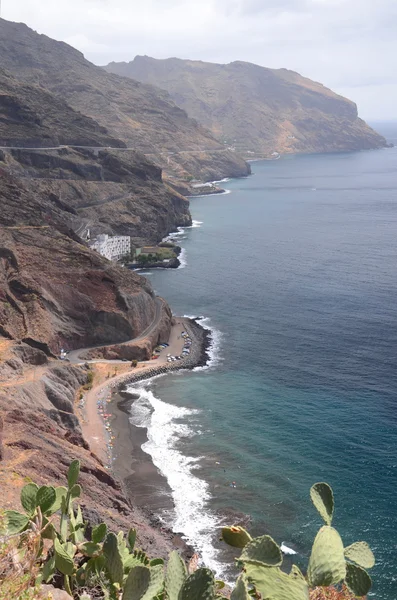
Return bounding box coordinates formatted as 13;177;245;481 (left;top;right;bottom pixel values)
80;317;211;557
81;316;211;466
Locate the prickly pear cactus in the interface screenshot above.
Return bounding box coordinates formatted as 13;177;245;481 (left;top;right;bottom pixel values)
123;564;164;600
20;483;39;515
165;550;187;600
344;541;375;569
240;535;283;567
345;562;372;596
54;538;75;576
245;564;309;600
308;525;346;587
310;482;334;525
179;567;216;600
222;526;252;548
103;532;124;585
230;574;251;600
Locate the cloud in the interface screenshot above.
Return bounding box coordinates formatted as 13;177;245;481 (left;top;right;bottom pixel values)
3;0;397;119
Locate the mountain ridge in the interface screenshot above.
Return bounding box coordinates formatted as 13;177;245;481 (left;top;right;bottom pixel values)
0;18;250;181
104;55;388;158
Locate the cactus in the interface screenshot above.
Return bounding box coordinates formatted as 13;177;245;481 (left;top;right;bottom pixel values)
5;510;29;534
54;538;75;576
310;482;334;525
221;526;252;548
36;485;56;514
290;565;305;581
179;568;216;600
123;564;164;600
128;528;137;551
344;541;375;569
103;532;124;585
165;550;187;600
67;459;81;489
20;482;39;515
240;535;283;567
50;486;68;514
230;574;251;600
345;562;372;597
245;564;309;600
92;522;107;544
307;525;346;587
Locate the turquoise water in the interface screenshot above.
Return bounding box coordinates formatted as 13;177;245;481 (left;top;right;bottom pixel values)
130;142;397;598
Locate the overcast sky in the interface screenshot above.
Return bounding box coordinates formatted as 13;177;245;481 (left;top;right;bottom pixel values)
3;0;397;120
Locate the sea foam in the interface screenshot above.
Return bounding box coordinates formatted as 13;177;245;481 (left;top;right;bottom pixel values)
127;383;224;574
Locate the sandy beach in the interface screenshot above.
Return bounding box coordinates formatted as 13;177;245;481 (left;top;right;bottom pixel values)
80;317;208;466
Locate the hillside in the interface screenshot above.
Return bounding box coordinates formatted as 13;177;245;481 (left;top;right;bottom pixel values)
104;56;388;157
0;18;250;181
0;64;191;244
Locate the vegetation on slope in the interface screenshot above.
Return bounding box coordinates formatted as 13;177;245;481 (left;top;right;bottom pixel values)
1;461;374;599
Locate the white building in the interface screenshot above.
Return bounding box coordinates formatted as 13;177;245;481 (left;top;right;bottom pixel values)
89;234;131;262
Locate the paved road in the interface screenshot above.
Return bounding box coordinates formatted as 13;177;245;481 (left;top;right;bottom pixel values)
0;144;233;156
67;296;164;364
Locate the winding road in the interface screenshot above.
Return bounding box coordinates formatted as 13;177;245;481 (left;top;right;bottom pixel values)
67;296;164;364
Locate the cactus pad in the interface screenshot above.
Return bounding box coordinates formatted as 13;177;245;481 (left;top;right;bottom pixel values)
5;510;29;535
36;485;56;514
67;459;80;489
310;482;334;525
128;528;137;551
231;574;251;600
103;532;124;585
165;550;187;600
345;562;372;597
92;522;107;544
54;538;75;576
51;486;67;514
344;541;375;569
20;483;39;515
308;525;346;587
222;526;252;548
179;568;216;600
240;535;283;567
123;564;164;600
245;564;309;600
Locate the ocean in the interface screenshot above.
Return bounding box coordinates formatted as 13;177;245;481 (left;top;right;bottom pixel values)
127;129;397;599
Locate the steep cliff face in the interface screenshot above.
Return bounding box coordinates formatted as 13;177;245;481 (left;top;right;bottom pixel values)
0;67;191;244
0;172;173;354
0;18;250;180
0;68;124;148
104;56;388;157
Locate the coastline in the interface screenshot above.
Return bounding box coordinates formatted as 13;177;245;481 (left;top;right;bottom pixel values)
82;315;210;463
80;316;211;557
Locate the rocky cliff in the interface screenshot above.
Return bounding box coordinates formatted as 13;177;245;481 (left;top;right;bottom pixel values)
0;171;176;354
0;18;250;181
0;65;191;245
104;56;388;158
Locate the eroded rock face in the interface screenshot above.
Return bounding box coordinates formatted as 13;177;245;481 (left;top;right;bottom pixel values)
105;56;388;157
0;18;250;181
0;174;174;353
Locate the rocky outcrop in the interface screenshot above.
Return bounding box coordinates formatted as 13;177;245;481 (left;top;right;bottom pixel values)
0;173;172;353
105;56;388;157
0;18;250;181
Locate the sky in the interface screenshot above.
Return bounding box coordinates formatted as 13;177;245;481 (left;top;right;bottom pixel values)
2;0;397;120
